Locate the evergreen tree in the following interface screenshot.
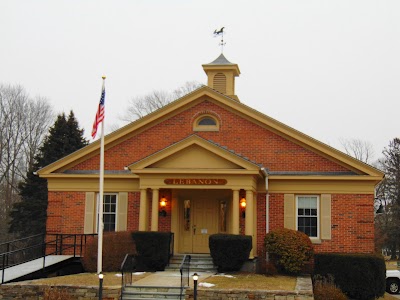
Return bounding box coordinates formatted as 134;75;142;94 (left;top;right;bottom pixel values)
9;111;88;236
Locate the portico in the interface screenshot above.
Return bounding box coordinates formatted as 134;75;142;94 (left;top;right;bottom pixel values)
126;135;266;256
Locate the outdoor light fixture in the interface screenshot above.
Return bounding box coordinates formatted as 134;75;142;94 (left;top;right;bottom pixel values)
240;197;246;218
159;196;167;217
193;273;199;300
98;273;104;300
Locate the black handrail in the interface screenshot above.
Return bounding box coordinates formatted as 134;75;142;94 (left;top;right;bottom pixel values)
179;254;191;300
168;233;174;265
120;253;137;299
0;233;97;284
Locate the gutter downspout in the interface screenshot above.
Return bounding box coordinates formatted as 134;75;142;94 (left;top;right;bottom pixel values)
261;167;270;264
260;167;269;234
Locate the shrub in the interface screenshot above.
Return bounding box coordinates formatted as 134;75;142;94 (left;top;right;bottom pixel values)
131;231;173;271
209;234;252;272
314;253;386;300
313;274;347;300
82;231;136;272
264;228;313;274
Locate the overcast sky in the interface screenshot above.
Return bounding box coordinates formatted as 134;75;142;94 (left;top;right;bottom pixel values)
1;0;399;161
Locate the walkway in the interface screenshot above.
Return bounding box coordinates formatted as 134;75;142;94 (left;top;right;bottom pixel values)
0;255;74;283
131;270;213;287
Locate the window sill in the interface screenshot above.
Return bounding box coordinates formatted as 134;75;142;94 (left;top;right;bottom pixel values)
310;239;322;244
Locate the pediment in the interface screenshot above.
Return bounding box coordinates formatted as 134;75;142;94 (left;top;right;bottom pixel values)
127;135;261;173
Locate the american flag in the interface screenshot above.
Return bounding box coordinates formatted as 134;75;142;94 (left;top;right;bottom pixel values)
91;83;105;139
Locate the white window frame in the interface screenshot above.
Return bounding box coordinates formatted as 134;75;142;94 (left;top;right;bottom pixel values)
296;195;319;239
96;193;118;232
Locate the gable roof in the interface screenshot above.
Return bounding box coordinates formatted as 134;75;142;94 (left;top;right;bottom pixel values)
126;135;262;175
37;85;384;181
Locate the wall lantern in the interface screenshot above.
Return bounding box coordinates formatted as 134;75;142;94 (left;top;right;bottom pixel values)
240;197;246;218
159;196;167;217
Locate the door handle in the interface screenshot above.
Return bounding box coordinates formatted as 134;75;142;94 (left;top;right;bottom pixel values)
193;225;196;235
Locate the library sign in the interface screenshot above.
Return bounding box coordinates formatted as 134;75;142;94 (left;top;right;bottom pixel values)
164;178;227;185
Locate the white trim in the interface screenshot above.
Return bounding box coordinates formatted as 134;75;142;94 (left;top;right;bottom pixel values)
96;193;119;232
295;195;320;239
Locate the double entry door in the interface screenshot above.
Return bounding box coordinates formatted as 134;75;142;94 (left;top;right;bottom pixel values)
179;191;226;253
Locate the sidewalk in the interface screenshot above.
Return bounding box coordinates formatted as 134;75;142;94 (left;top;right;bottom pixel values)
131;270;214;287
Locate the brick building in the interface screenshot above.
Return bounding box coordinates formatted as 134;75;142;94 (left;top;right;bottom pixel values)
38;54;383;257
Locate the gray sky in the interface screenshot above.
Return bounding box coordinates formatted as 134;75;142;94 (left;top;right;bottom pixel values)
1;0;399;161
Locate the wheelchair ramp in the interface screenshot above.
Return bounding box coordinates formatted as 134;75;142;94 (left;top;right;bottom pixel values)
0;255;74;283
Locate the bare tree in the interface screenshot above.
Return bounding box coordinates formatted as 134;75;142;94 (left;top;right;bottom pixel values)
0;84;53;242
340;138;375;164
122;81;202;122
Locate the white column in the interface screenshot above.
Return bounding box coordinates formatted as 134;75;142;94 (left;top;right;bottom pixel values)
139;189;147;231
232;190;239;234
151;189;159;231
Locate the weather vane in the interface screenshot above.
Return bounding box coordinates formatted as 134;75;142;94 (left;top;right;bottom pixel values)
213;27;225;53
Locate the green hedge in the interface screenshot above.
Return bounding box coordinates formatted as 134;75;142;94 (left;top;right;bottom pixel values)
209;234;252;272
314;253;386;300
131;231;173;271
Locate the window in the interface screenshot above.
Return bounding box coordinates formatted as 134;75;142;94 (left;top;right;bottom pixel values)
198;117;216;126
193;115;219;131
97;193;118;232
297;195;319;238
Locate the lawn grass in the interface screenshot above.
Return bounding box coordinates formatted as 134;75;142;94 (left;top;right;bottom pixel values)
386;260;399;270
22;272;150;287
199;273;297;291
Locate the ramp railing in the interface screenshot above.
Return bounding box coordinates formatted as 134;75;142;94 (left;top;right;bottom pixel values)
0;233;97;284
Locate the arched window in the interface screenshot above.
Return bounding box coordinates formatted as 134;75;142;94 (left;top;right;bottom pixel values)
193;115;219;131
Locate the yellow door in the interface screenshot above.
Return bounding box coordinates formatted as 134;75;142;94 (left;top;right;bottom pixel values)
180;195;219;253
192;197;218;253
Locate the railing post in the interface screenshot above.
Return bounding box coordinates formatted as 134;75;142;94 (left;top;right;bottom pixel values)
42;239;46;271
73;235;77;257
60;234;63;255
5;243;10;268
2;254;5;284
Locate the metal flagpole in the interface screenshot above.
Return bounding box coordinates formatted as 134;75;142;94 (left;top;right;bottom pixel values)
97;77;106;275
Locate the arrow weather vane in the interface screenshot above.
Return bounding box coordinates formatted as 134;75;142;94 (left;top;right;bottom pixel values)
213;27;225;53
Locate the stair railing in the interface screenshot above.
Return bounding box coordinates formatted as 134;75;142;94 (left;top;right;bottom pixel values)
120;253;136;298
179;254;191;300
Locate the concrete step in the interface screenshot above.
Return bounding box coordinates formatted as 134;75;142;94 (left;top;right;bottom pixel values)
122;285;184;300
166;254;217;272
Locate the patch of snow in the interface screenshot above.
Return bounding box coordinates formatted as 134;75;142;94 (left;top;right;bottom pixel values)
132;272;146;275
198;282;215;287
115;273;122;277
212;274;235;278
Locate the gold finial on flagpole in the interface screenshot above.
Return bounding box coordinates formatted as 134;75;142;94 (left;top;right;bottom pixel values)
102;76;106;80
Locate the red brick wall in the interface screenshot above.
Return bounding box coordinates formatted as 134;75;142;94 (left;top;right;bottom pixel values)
46;100;374;255
47;191;86;234
127;192;140;232
70;101;348;172
255;192;375;256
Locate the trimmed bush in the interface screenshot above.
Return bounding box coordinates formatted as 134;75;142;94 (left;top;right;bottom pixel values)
131;231;173;271
209;234;252;272
264;228;313;274
314;253;386;300
82;231;136;272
